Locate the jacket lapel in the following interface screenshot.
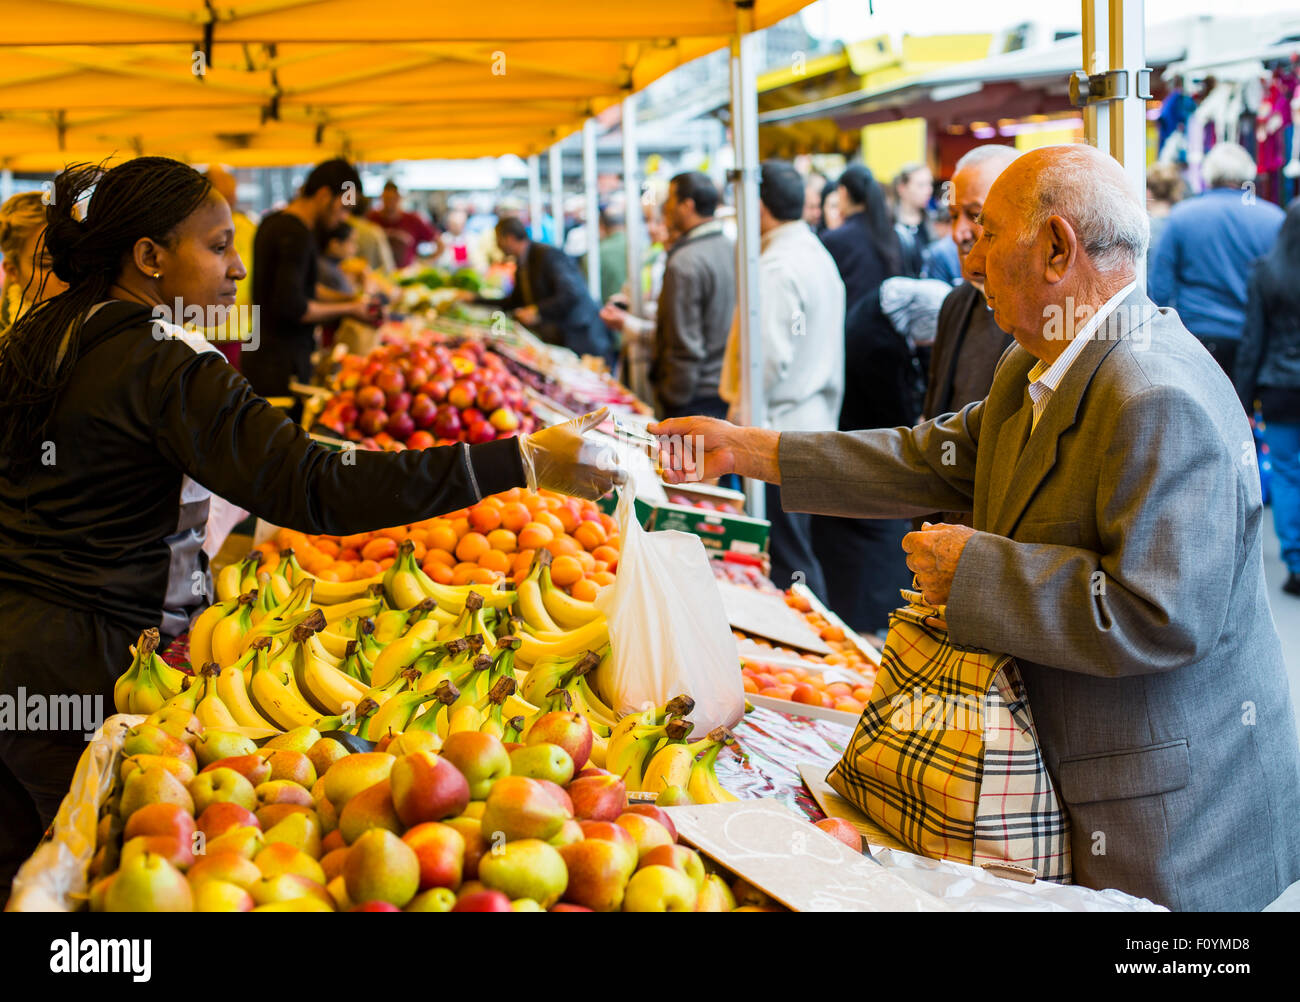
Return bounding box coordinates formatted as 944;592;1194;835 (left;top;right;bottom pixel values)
990;289;1159;538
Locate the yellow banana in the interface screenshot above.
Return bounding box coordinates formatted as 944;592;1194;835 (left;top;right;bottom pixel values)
298;641;370;717
537;554;602;629
216;660;279;731
686;739;739;804
215;563;243;603
641;729;716;795
187;598;238;669
249;656;321;731
302;573;384;606
322;592;383;626
515;560;563;633
369;618;441;689
316;627;353;660
447;703;484;735
516;616;609;667
196;683;242;731
211;593;257;667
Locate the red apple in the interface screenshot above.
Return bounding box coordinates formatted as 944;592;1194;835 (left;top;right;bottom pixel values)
374;366;405;397
567;774;627;822
465;419;496;444
526;711;593;772
351;901;402;912
358;407;388;436
385;411;415;441
447;380;477;410
476;384;504;412
406;430;435;450
432;406;462;440
409;394;437;429
452;889;512;912
386;390;411;414
356;385;385;412
460;407;484;425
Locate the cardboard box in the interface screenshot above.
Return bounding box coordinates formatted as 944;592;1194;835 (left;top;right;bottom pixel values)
648;502;770;558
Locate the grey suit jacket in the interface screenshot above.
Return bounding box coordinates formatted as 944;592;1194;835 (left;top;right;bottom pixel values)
781;289;1300;911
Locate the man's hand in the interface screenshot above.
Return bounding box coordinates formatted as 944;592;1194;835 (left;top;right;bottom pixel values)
599;303;629;331
514;305;540;327
901;522;976;607
648;417;780;485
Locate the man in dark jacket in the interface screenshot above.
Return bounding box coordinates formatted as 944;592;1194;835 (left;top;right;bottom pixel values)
922;146;1019;423
652;172;735;418
480;216;614;365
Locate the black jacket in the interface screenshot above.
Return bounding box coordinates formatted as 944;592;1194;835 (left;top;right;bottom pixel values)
1235;260;1300;409
839;290;921;432
922;282;1015;420
0;300;524;697
821;212;901;314
481;242;613;364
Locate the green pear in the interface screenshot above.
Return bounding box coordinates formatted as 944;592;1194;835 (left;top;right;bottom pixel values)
323;752;395;812
342;829;419;908
262;749;316;787
478;839;568;909
307;737;351;779
508;743;574;786
251;896;333;912
104;852;193;911
338;779;402;844
327;874;353;911
188;767;256;815
146;706;203;744
384;731;440;759
406;886;456;912
186;851;262;890
510;897;545;912
444;816;486;880
315;793;339;835
122;723;196;769
262;812;323;859
262;726;321;754
194;730;257;769
622;864;698;912
119;765;194;822
655;786;694;807
256;803;311;830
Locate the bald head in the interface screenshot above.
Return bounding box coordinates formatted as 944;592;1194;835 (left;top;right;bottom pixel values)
206;166;237;209
997;145;1147;273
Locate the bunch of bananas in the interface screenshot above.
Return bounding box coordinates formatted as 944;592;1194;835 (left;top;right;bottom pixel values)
113;629;189;715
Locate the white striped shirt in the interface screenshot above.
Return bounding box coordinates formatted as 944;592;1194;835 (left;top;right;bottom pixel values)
1027;283;1136;432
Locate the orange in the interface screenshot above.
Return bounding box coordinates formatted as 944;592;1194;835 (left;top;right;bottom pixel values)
426;561;454;585
377;557;396;570
500;502;531;533
455;532;490;563
427;521;458;553
480;494;505;509
544;535;581;559
407;529;429;547
572;521;607;551
356;559;382;578
834;700;865;714
762;684;797;702
742;676;761;694
450;517;471;540
534;511;565;536
468;504;502;533
427;547;456;568
340;532;371;551
602;534;621;552
275;528;306;550
590;571;616;587
329;563;355;582
598;513;617;535
591;545;620;568
852;687;873;702
570;578;600;602
486;529;517;553
316;568;342;582
315;539;340;559
576;551;596;574
518;523;554;550
477;549;511;575
555;505;581;534
512;549;537;578
550;555;584;588
524;495;548;515
470;567;501;585
338;547;360;563
377;526;408;543
451;562;479;585
361;537;398;562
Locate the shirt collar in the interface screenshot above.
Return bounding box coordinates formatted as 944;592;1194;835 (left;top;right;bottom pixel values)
1027;282;1136;390
760;219;807;252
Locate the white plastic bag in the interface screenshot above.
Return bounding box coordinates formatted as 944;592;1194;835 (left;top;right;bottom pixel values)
594;488;744;733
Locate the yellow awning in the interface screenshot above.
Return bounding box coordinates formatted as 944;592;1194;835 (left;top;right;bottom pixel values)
0;1;814;167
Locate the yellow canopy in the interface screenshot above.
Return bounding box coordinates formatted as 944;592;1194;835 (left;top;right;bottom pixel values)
0;1;812;169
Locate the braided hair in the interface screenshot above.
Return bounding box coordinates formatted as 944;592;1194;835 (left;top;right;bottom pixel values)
0;157;213;478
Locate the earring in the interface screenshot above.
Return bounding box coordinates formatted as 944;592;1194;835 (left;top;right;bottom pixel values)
153;272;161;279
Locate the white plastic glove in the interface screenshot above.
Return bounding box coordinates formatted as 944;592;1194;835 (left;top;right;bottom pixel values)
517;408;628;501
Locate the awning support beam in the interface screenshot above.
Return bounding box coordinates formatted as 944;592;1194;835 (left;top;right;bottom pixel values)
582;116;601;302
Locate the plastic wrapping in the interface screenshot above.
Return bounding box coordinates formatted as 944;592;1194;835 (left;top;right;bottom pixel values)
7;713;142;913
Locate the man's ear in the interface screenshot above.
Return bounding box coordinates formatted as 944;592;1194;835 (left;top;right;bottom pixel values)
130;237;164;279
1043;215;1076;284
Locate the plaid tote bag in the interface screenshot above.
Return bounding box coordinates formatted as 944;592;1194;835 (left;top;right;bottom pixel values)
828;591;1072;882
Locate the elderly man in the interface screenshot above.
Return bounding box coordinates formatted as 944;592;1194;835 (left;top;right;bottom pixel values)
653;145;1300;911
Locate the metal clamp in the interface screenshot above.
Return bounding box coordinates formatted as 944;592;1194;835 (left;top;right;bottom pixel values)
1069;67;1153;107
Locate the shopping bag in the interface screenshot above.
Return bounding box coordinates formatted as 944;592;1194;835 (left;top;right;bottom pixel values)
594;488;744;733
827;590;1072;882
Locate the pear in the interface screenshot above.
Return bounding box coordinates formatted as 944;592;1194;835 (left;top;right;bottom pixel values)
343;829;420;908
256;803;312;830
146;706;203;744
323;752;395;812
120;754;196;787
338;779;403;844
478;839;568;909
444;816;487;880
255;780;314;809
194;880;255;912
122;723;196;769
120;834;195;871
262;812;323;859
321;847;350;883
250;873;334;909
327;874;354;911
254;842;326;884
480;776;568;843
308;737;352;779
511;898;545;912
655;785;694;807
315;794;339;836
119;765;194;822
104;852;193;912
194;730;257;769
262;726;321;754
188;767;256;815
187;851;262;891
384;731;440;759
251;896;334;912
262;749;316;787
406;887;456;912
205;825;265;859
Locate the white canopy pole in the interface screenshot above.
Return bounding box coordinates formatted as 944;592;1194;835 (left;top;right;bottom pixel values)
526;154;543;244
582;118;601;301
622;94;644;319
548;143;564;248
731;22;765;519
